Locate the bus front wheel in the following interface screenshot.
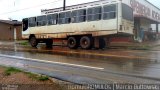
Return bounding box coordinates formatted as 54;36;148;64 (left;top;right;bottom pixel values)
29;37;38;47
67;37;78;49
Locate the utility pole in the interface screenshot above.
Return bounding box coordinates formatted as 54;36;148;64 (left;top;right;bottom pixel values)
63;0;66;11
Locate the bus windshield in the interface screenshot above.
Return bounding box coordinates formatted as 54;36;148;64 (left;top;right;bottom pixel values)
122;3;134;21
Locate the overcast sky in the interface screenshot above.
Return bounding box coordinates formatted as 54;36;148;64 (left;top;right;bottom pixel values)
0;0;159;21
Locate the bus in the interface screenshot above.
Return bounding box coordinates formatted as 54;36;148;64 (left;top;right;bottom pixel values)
22;0;134;49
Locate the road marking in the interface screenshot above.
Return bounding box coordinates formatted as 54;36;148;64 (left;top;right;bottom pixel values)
27;65;115;83
0;54;104;70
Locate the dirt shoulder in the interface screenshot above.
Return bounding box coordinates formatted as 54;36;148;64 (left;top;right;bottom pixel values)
0;66;65;90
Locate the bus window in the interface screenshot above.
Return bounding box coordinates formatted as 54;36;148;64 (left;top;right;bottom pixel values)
58;12;71;24
71;10;78;23
47;14;58;25
110;12;116;19
29;17;36;27
78;9;86;22
103;13;109;19
22;18;28;31
66;11;71;18
65;11;71;23
58;12;66;24
104;4;116;12
87;6;102;21
37;15;47;26
94;7;102;20
103;4;116;20
87;8;94;21
122;4;133;21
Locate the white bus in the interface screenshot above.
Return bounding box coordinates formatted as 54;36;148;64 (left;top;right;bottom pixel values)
22;0;134;49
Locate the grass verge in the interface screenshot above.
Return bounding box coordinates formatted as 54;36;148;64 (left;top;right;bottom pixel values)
4;67;49;81
19;41;29;45
4;67;22;76
25;72;49;81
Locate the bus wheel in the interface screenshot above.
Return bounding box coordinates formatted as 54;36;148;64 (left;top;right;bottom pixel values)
29;36;38;47
67;37;78;49
46;39;53;48
80;36;93;49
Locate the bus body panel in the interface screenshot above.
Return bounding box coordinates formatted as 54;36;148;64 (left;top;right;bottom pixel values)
24;18;118;39
119;19;134;34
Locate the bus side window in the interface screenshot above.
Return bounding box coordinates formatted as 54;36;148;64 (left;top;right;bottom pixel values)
37;15;47;26
29;17;36;27
78;9;86;22
87;7;102;21
22;18;28;31
71;10;78;23
87;8;94;21
47;14;58;25
65;11;71;24
37;16;42;26
103;4;116;20
58;12;66;24
94;7;102;20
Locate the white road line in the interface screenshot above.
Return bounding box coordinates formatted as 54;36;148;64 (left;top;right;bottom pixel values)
0;54;104;70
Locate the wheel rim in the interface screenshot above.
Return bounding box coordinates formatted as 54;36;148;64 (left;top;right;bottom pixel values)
82;39;88;46
80;36;92;49
69;39;75;46
70;40;75;45
68;37;77;49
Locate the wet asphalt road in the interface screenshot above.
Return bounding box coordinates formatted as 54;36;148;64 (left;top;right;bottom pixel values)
0;42;160;84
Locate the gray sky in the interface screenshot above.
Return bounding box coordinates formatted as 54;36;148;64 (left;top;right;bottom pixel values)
147;0;160;8
0;0;159;21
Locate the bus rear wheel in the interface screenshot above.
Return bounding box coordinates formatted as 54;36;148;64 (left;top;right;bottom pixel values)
80;36;93;49
29;36;38;47
67;37;78;49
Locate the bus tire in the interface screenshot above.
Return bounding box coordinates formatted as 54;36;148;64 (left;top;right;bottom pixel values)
46;39;53;48
29;36;38;47
67;37;78;49
80;36;93;49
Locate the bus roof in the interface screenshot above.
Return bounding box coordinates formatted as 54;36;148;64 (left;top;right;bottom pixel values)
41;0;119;15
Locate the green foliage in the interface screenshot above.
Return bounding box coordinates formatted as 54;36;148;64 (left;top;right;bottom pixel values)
4;67;22;76
25;72;49;81
19;41;28;45
4;67;49;81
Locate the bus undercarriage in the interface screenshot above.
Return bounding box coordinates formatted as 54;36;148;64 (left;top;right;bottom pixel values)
28;34;109;49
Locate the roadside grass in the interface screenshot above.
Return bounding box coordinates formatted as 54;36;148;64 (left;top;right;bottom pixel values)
19;41;29;45
4;67;22;76
4;67;49;81
25;72;49;81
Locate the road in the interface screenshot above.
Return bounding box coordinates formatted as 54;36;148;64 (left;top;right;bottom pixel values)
0;42;160;84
